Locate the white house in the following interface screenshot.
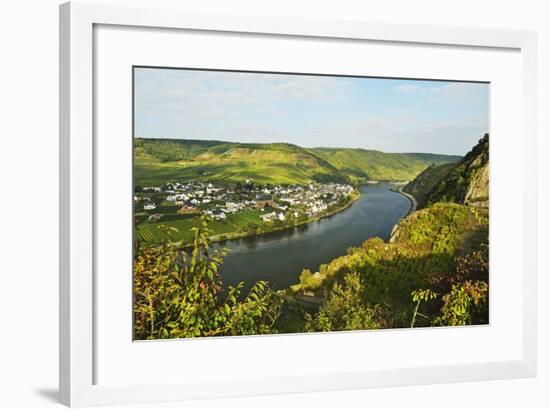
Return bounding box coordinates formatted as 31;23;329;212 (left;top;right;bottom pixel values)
144;202;156;210
260;211;276;222
143;186;161;192
225;201;245;213
212;210;226;220
147;213;162;222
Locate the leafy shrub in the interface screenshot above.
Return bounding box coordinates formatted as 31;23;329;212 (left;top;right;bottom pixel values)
133;217;283;339
435;280;488;326
305;273;381;332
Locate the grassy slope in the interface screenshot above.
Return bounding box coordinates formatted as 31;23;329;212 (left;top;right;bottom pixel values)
136;209;264;244
296;203;487;291
134;138;461;186
135;139;339;186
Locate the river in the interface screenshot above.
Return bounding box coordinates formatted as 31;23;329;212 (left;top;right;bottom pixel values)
217;183;411;291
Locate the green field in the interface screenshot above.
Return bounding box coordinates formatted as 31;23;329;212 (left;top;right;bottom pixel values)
136;209;265;244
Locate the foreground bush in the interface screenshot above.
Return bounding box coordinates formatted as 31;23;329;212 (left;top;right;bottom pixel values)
133;217;282;340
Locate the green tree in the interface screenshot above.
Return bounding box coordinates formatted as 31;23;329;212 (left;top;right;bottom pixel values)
305;273;381;332
435;280;488;326
410;289;437;328
298;269;322;291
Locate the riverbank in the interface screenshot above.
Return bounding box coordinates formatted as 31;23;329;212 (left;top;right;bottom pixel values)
210;189;361;243
386;187;420;242
166;188;361;249
397;186;418;215
219;183;411;291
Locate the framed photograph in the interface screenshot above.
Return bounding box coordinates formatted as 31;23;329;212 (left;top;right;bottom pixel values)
59;1;537;406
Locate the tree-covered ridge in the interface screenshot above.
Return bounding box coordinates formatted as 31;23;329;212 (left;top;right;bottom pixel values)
404;134;489;208
134;138;461;186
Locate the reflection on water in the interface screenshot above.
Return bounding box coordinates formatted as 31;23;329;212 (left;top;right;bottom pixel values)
216;183;410;290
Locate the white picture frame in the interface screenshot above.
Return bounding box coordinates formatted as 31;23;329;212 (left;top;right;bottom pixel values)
59;1;537;407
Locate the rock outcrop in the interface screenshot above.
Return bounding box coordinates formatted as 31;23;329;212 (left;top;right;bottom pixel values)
404;133;489;209
464;161;489;208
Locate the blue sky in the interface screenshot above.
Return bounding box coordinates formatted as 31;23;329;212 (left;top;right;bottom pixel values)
134;68;489;155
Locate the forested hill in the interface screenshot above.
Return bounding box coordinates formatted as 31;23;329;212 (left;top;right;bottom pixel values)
134;138;461;186
404;134;489;208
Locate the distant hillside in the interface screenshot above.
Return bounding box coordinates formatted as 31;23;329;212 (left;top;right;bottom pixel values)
134;138;461;186
134;139;344;186
311;148;461;183
404;134;489;208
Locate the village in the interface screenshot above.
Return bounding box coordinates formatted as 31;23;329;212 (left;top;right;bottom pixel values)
134;179;355;231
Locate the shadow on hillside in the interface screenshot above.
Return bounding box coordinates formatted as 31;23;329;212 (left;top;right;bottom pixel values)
312;241;489;328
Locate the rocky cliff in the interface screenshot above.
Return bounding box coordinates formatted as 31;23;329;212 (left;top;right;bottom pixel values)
404;134;489;209
463;152;489;208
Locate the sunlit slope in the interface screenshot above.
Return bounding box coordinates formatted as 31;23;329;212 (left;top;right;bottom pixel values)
134;138;461;186
134;139;342;185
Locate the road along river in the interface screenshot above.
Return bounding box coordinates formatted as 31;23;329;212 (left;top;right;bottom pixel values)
217;183;411;291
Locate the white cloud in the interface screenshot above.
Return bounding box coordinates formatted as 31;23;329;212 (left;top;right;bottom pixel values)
392;81;488;104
